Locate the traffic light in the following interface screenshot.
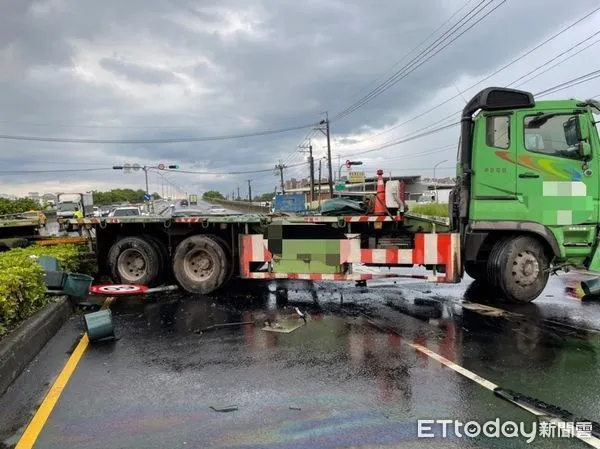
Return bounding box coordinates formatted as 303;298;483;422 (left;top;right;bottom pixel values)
168;164;179;169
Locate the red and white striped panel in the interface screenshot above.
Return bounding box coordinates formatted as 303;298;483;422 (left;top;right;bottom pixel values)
174;217;206;223
245;272;443;281
298;215;402;223
240;234;271;262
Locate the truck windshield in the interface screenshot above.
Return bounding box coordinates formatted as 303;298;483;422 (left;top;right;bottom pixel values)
59;202;76;211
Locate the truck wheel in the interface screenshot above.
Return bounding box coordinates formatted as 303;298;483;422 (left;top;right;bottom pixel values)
108;236;162;287
464;261;486;281
487;236;549;303
207;235;234;283
142;235;171;282
173;235;229;294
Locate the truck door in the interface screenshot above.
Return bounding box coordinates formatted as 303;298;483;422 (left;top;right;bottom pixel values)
515;110;598;256
471;113;517;204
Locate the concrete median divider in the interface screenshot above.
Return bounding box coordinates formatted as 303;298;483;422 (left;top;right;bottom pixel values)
206;198;269;214
0;296;72;396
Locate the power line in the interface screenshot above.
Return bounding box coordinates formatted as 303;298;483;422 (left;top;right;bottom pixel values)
160;161;306;176
333;0;504;122
351;4;600;142
512;35;600;88
341;0;475;106
0;167;113;175
535;68;600;97
0;123;316;144
339;121;459;158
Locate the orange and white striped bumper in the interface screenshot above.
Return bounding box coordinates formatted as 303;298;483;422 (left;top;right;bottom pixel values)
239;232;461;283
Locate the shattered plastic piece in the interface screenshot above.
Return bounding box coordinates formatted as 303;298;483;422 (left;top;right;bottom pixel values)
210;405;238;412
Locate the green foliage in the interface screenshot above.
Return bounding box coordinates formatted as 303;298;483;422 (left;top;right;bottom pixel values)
0;197;41;215
0;244;87;337
255;192;274;202
92;189;147;206
151;192;161;200
411;203;449;217
202;190;225;200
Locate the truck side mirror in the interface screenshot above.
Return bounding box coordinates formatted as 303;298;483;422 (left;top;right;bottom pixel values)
578;141;592;159
565;115;589;146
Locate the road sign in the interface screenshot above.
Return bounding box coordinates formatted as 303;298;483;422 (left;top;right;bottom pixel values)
132;163;141;172
348;171;365;183
335;182;346;191
158;163;165;170
90;284;149;296
144;193;152;201
123;163;131;173
345;159;352;169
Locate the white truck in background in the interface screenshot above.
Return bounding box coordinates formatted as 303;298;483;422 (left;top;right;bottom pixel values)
56;193;94;219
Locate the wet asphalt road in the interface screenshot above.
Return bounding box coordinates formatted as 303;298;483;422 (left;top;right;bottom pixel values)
2;273;600;448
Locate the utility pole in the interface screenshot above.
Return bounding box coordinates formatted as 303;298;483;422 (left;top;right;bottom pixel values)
274;161;287;194
316;112;333;197
318;159;322;202
237;186;241;201
299;140;314;202
247;179;252;202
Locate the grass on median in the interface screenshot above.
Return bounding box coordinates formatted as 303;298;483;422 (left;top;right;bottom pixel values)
410;203;449;217
0;244;87;337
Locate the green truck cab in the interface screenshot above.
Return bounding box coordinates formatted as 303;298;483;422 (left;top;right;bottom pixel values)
451;87;600;302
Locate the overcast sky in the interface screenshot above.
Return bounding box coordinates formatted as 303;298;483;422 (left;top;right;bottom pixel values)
1;0;599;198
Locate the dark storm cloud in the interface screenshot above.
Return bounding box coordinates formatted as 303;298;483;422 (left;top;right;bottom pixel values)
0;0;598;195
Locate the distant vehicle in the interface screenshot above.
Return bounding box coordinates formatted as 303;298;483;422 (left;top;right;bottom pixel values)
93;206;102;218
57;192;94;219
180;199;189;207
108;206;142;217
208;205;226;215
188;194;198;206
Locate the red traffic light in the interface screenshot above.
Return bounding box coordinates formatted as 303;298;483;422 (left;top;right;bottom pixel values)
345;160;352;169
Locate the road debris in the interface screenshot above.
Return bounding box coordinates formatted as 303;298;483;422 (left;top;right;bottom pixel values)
210;405;238;412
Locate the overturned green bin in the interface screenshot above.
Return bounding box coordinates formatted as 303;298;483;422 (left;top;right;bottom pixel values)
84;309;115;342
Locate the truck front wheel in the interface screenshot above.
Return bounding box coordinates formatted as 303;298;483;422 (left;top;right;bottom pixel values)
173;235;229;295
487;236;549;302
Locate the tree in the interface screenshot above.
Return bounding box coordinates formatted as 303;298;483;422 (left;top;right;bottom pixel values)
254;192;274;202
202;190;225;201
0;197;42;215
92;189;147;206
151;192;161;200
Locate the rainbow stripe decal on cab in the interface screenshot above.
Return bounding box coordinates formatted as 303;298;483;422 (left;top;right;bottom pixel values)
495;151;582;181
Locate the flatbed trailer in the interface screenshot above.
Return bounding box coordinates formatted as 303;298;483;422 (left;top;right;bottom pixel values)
69;195;461;296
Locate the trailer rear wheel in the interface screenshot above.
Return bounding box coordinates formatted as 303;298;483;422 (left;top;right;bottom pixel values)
487;236;549;302
108;236;162;286
173;235;229;294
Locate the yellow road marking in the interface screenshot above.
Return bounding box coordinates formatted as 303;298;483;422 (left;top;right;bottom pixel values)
15;297;114;449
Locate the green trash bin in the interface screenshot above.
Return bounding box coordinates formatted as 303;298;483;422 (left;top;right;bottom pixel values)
84;309;115;342
63;273;94;298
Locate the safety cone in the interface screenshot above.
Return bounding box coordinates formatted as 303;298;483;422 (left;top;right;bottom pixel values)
374;169;386;215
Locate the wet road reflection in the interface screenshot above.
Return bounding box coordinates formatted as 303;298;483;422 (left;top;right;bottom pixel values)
20;274;600;449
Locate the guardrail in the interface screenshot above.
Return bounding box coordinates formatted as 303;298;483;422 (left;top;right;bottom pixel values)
205;198;270;213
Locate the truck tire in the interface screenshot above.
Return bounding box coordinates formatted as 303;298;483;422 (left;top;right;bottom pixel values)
207;235;234;283
173;235;229;295
464;261;486;281
142;234;171;283
107;236;162;286
487;236;549;303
